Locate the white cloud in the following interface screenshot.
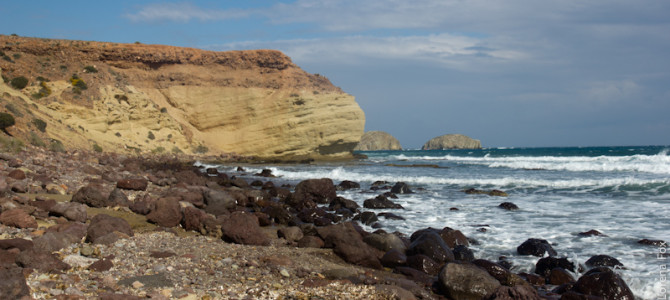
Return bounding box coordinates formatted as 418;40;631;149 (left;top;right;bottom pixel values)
125;2;248;22
583;80;642;104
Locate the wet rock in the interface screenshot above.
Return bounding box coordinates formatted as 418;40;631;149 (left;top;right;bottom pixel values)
254;169;275;177
71;184;111;208
440;227;470;248
146;197;182;227
637;239;666;246
116;178;148;191
49;202;87;223
337;180;360;191
453;245;475;262
390;182;412;194
329;196;360;212
498;202;519;210
378;212;405;220
517;238;557;257
229;177;250;188
297;236;324;248
363;195;404;209
293;178;337;204
472;259;528;287
438;262;501;300
363;232;407;253
484;285;541;300
578;229;605;237
519;272;545;286
203;189;237;216
354;211;378;226
381;249;407;268
548;268;575;285
407;254;441;275
395;266;436;287
316;222;382;269
205;167;219;175
86;214;133;244
221;212;270;246
535;257;575;277
464;188;508;197
0;208;37;228
129;194;154;215
262;205;292;225
297;207;327;224
278;226;304;243
375;284;417;300
0;266;30;298
570;267;634;300
585;255;624;268
16;248;70;272
407;231;454;264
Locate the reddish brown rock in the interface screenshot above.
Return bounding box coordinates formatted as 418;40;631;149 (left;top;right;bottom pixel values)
7;169;26;180
548;268;575;285
116;178;148;191
570;267;634;300
438;262;501;300
0;208;37;229
181;206;215;233
0;266;31;299
71;184;111;208
485;285;541;300
316;222;382;269
88;257;114;272
16;248;70;272
297;236;325;248
146;197;182;227
407;254;441;275
49;202;88;223
0;238;34;252
221;212;270;246
86;214;133;244
293;178;337;205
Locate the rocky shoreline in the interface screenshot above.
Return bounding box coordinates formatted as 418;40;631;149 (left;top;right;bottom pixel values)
0;146;644;299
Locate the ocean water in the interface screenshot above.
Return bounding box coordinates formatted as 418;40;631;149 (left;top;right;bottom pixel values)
207;146;670;299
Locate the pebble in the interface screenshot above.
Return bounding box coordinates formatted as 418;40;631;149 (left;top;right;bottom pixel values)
80;244;95;257
132;281;144;289
280;268;290;278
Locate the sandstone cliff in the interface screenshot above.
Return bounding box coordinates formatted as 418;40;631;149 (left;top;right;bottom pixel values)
422;134;481;150
353;131;402;151
0;35;365;160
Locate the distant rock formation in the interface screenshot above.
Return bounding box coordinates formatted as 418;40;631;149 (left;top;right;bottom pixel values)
422;134;481;150
354;131;402;151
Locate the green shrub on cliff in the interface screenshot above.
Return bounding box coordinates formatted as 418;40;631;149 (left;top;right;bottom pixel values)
0;135;24;152
0;112;16;133
147;131;155;140
70;74;88;94
10;76;29;89
48;139;66;153
32;118;47;132
84;66;98;73
193;144;208;154
29;132;46;147
92;143;103;153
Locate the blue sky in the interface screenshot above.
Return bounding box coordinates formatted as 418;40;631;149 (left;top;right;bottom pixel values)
2;1;669;148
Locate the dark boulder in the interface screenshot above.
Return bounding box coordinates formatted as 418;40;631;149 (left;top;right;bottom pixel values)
484;285;541;300
297;207;327;224
254;169;275;177
277;226;304;243
221;212;270;246
440;227;470;248
337;180;360;191
262;205;292;225
316;222;382;269
407;254;441;275
146;197;182;227
329;196;360;212
107;188;130;207
535;257;575;277
363;195;404;209
354;211;378;226
86;214;133;244
378;212;405;220
498;202;519;210
407;231;454;264
71;184;111;208
473;259;529;287
390;182;412;194
453;245;475;262
578;229;605;237
129;194;155;215
293;178;337;204
438;262;501;300
381;249;407;268
0;238;33;251
16;248;70;272
0;208;37;229
203;189;237;216
570;267;634;300
363;232;407;253
49;202;88;223
116;178;148;191
297;236;325;248
548;268;575;285
585;255;624;268
637;239;666;246
517;238;557;257
0;267;31;298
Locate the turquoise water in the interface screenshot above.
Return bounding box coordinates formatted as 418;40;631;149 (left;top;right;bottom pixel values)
206;145;670;299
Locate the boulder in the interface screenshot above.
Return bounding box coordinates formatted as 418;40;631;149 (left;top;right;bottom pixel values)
0;238;34;251
16;248;70;272
363;232;407;253
472;259;529;287
585;255;624;268
297;236;325;248
363;195;404;209
293;178;337;204
86;214;133;244
517;238;557;257
498;202;519;210
407;231;454;264
203;189;237;216
378;212;405;220
484;285;540;300
72;184;111;208
181;206;211;233
0;208;37;229
578;229;604;237
453;245;475;262
116;178;149;191
7;169;26;180
407;254;441;275
354;211;378;226
353;131;402;151
49;202;88;223
221;212;270;246
390;182;412;194
381;249;407;268
547;268;575;285
438;262;501;300
316;222;382;269
337;180;360;191
0;267;31;298
422;134;481;150
107;188;130;207
262;205;292;225
570;267;634;300
146;197;182;227
535;256;575;277
278;226;304;243
329;196;360;212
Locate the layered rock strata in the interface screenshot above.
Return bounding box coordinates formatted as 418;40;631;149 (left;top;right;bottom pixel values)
354;131;402;151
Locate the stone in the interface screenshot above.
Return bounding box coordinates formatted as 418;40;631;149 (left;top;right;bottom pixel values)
86;214;133;244
438;262;501;300
570;267;634;300
254;169;275;177
49;202;88;223
363;232;407;253
407;231;454;264
33;231;78;252
390;182;412;194
354;211;378;226
535;257;575;277
181;206;212;233
547;268;575;285
407;254;441;275
585;255;624;268
277;227;304;243
578;229;604;237
45;183;67;195
498;202;519;210
116;178;148;191
146;197;182;227
297;236;324;248
221;212;270;246
16;248;70;272
472;259;528;287
63;254;98;268
262;205;292;225
0;208;37;228
71;184;111;208
336;180;360;191
0;238;34;251
316;222;382;269
381;249;407;268
293;178;337;204
378;212;405;220
89;257;114;272
517;238;557;257
329;196;360;212
363;195;404;209
637;239;666;246
7;169;26;180
422;134;481;150
439;227;470;248
354;131;402;151
107;188;130;207
0;267;30;299
375;284;416;300
484;285;541;300
453;245;475;262
203;189;237;216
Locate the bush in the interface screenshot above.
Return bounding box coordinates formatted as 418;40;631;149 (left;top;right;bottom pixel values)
0;112;15;132
84;66;98;73
193;144;208;154
33;81;52;99
171;146;183;154
147;131;155;140
28;132;46;147
48;139;66;153
92;143;103;153
33;118;47;132
151;146;165;154
70;74;88;94
0;135;24;152
10;76;29;89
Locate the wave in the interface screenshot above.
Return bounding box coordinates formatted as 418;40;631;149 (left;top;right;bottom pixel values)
376;152;670;175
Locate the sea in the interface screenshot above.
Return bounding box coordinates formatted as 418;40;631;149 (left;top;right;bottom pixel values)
204;145;670;299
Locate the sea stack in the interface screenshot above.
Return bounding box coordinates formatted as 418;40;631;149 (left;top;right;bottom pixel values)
354;131;402;151
422;134;481;150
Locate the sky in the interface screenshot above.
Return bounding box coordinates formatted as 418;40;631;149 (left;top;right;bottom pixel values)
1;1;669;148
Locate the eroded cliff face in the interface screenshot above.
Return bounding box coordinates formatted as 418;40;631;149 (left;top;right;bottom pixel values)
0;35;365;160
